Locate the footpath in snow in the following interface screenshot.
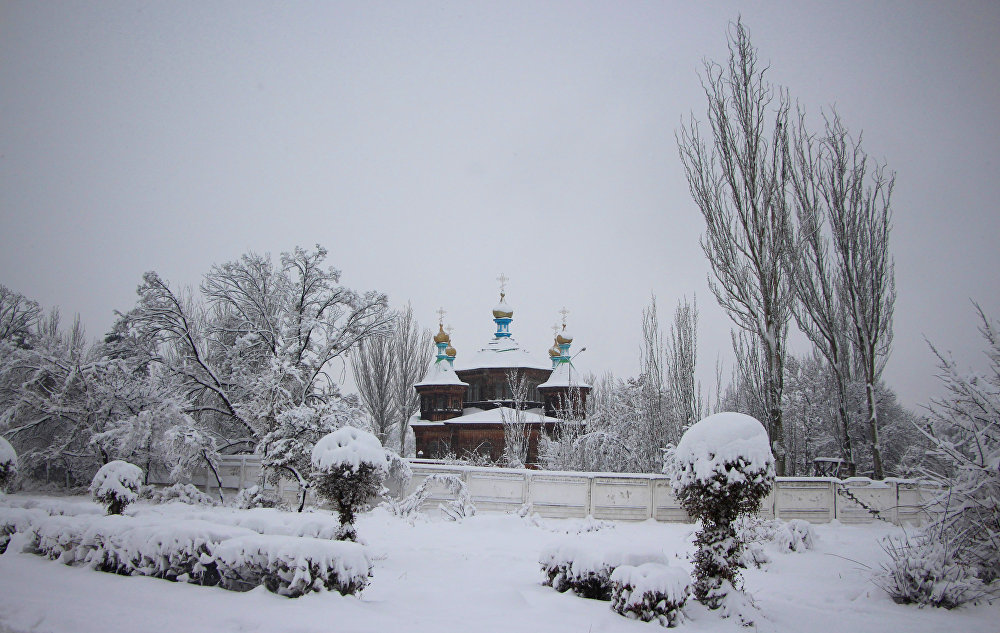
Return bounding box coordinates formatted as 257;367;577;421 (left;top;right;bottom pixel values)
0;495;997;633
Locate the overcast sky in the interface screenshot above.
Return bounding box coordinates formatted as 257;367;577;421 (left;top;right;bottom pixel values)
1;1;998;408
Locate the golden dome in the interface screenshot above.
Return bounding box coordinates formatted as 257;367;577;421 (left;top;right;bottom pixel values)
433;324;450;344
445;344;457;357
492;292;514;319
548;345;561;358
556;324;573;345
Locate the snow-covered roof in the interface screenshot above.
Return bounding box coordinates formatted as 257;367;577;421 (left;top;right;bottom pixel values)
432;406;560;425
537;361;590;389
456;335;551;372
413;359;469;387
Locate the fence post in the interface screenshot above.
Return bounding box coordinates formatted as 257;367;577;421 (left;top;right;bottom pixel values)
588;475;596;518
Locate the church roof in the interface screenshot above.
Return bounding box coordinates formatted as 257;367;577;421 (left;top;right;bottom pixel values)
537;361;591;389
413;358;469;387
434;406;560;425
456;335;552;372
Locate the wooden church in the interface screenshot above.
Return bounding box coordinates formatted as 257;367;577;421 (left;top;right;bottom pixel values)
411;284;590;466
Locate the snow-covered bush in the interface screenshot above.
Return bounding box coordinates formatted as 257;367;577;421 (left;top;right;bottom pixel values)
311;427;387;541
90;460;143;515
0;507;46;554
27;514;97;564
912;306;1000;588
669;412;775;609
610;562;690;626
382;448;412;499
774;519;816;552
876;532;988;608
736;516;816;562
141;483;217;506
388;473;475;522
539;542;669;600
0;436;17;492
233;485;288;511
214;533;372;597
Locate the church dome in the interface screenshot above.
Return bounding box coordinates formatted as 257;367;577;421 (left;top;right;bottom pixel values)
556;326;573;345
445;344;457;357
548;345;561;358
492;292;514;319
433;324;451;344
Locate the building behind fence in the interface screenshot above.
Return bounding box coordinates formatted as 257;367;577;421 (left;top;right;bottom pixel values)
156;455;937;526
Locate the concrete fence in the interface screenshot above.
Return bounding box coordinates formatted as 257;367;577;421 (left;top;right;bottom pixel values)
156;455;938;526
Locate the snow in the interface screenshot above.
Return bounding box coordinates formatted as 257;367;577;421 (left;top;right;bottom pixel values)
311;427;388;474
89;460;143;505
673;412;775;486
537;361;591;389
610;561;690;604
1;494;999;632
456;335;552;372
0;437;16;468
436;406;560;425
413;358;468;387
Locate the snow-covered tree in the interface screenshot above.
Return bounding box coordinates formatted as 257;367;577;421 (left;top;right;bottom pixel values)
0;436;17;491
669;412;775;613
259;397;365;511
0;284;41;348
311;427;388;541
90;460;143;515
677;19;793;474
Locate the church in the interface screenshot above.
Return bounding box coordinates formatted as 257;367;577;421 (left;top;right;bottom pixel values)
411;285;591;466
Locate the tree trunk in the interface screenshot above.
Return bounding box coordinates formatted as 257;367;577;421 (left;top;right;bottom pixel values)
866;381;884;479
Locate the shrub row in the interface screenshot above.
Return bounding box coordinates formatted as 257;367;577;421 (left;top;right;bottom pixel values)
12;512;371;597
540;542;689;626
539;543;670;600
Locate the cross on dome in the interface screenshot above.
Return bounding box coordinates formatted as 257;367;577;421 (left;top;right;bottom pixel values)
436;307;447;326
496;273;509;301
559;306;570;327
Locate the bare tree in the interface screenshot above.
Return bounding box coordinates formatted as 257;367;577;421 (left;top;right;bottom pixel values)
667;295;702;436
501;369;531;468
640;295;672;448
677;19;793;473
351;305;432;455
351;333;395;444
821;114;895;479
389;305;432;455
786;110;857;474
0;284;41;347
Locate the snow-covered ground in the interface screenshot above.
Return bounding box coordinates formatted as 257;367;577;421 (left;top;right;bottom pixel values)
0;495;997;633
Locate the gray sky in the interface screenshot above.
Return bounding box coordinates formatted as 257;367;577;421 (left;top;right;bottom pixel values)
2;1;998;408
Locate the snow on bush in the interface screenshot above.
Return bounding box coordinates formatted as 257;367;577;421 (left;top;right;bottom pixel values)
233;485;288;511
736;516;816;566
540;542;669;600
0;436;17;492
141;483;217;506
911;307;1000;589
17;510;370;597
311;427;387;540
90;460;143;515
669;412;774;611
876;532;989;608
214;533;372;597
0;506;47;554
27;514;98;564
382;448;412;499
610;562;690;627
387;473;475;522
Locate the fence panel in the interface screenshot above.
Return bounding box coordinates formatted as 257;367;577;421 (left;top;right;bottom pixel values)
591;476;653;521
